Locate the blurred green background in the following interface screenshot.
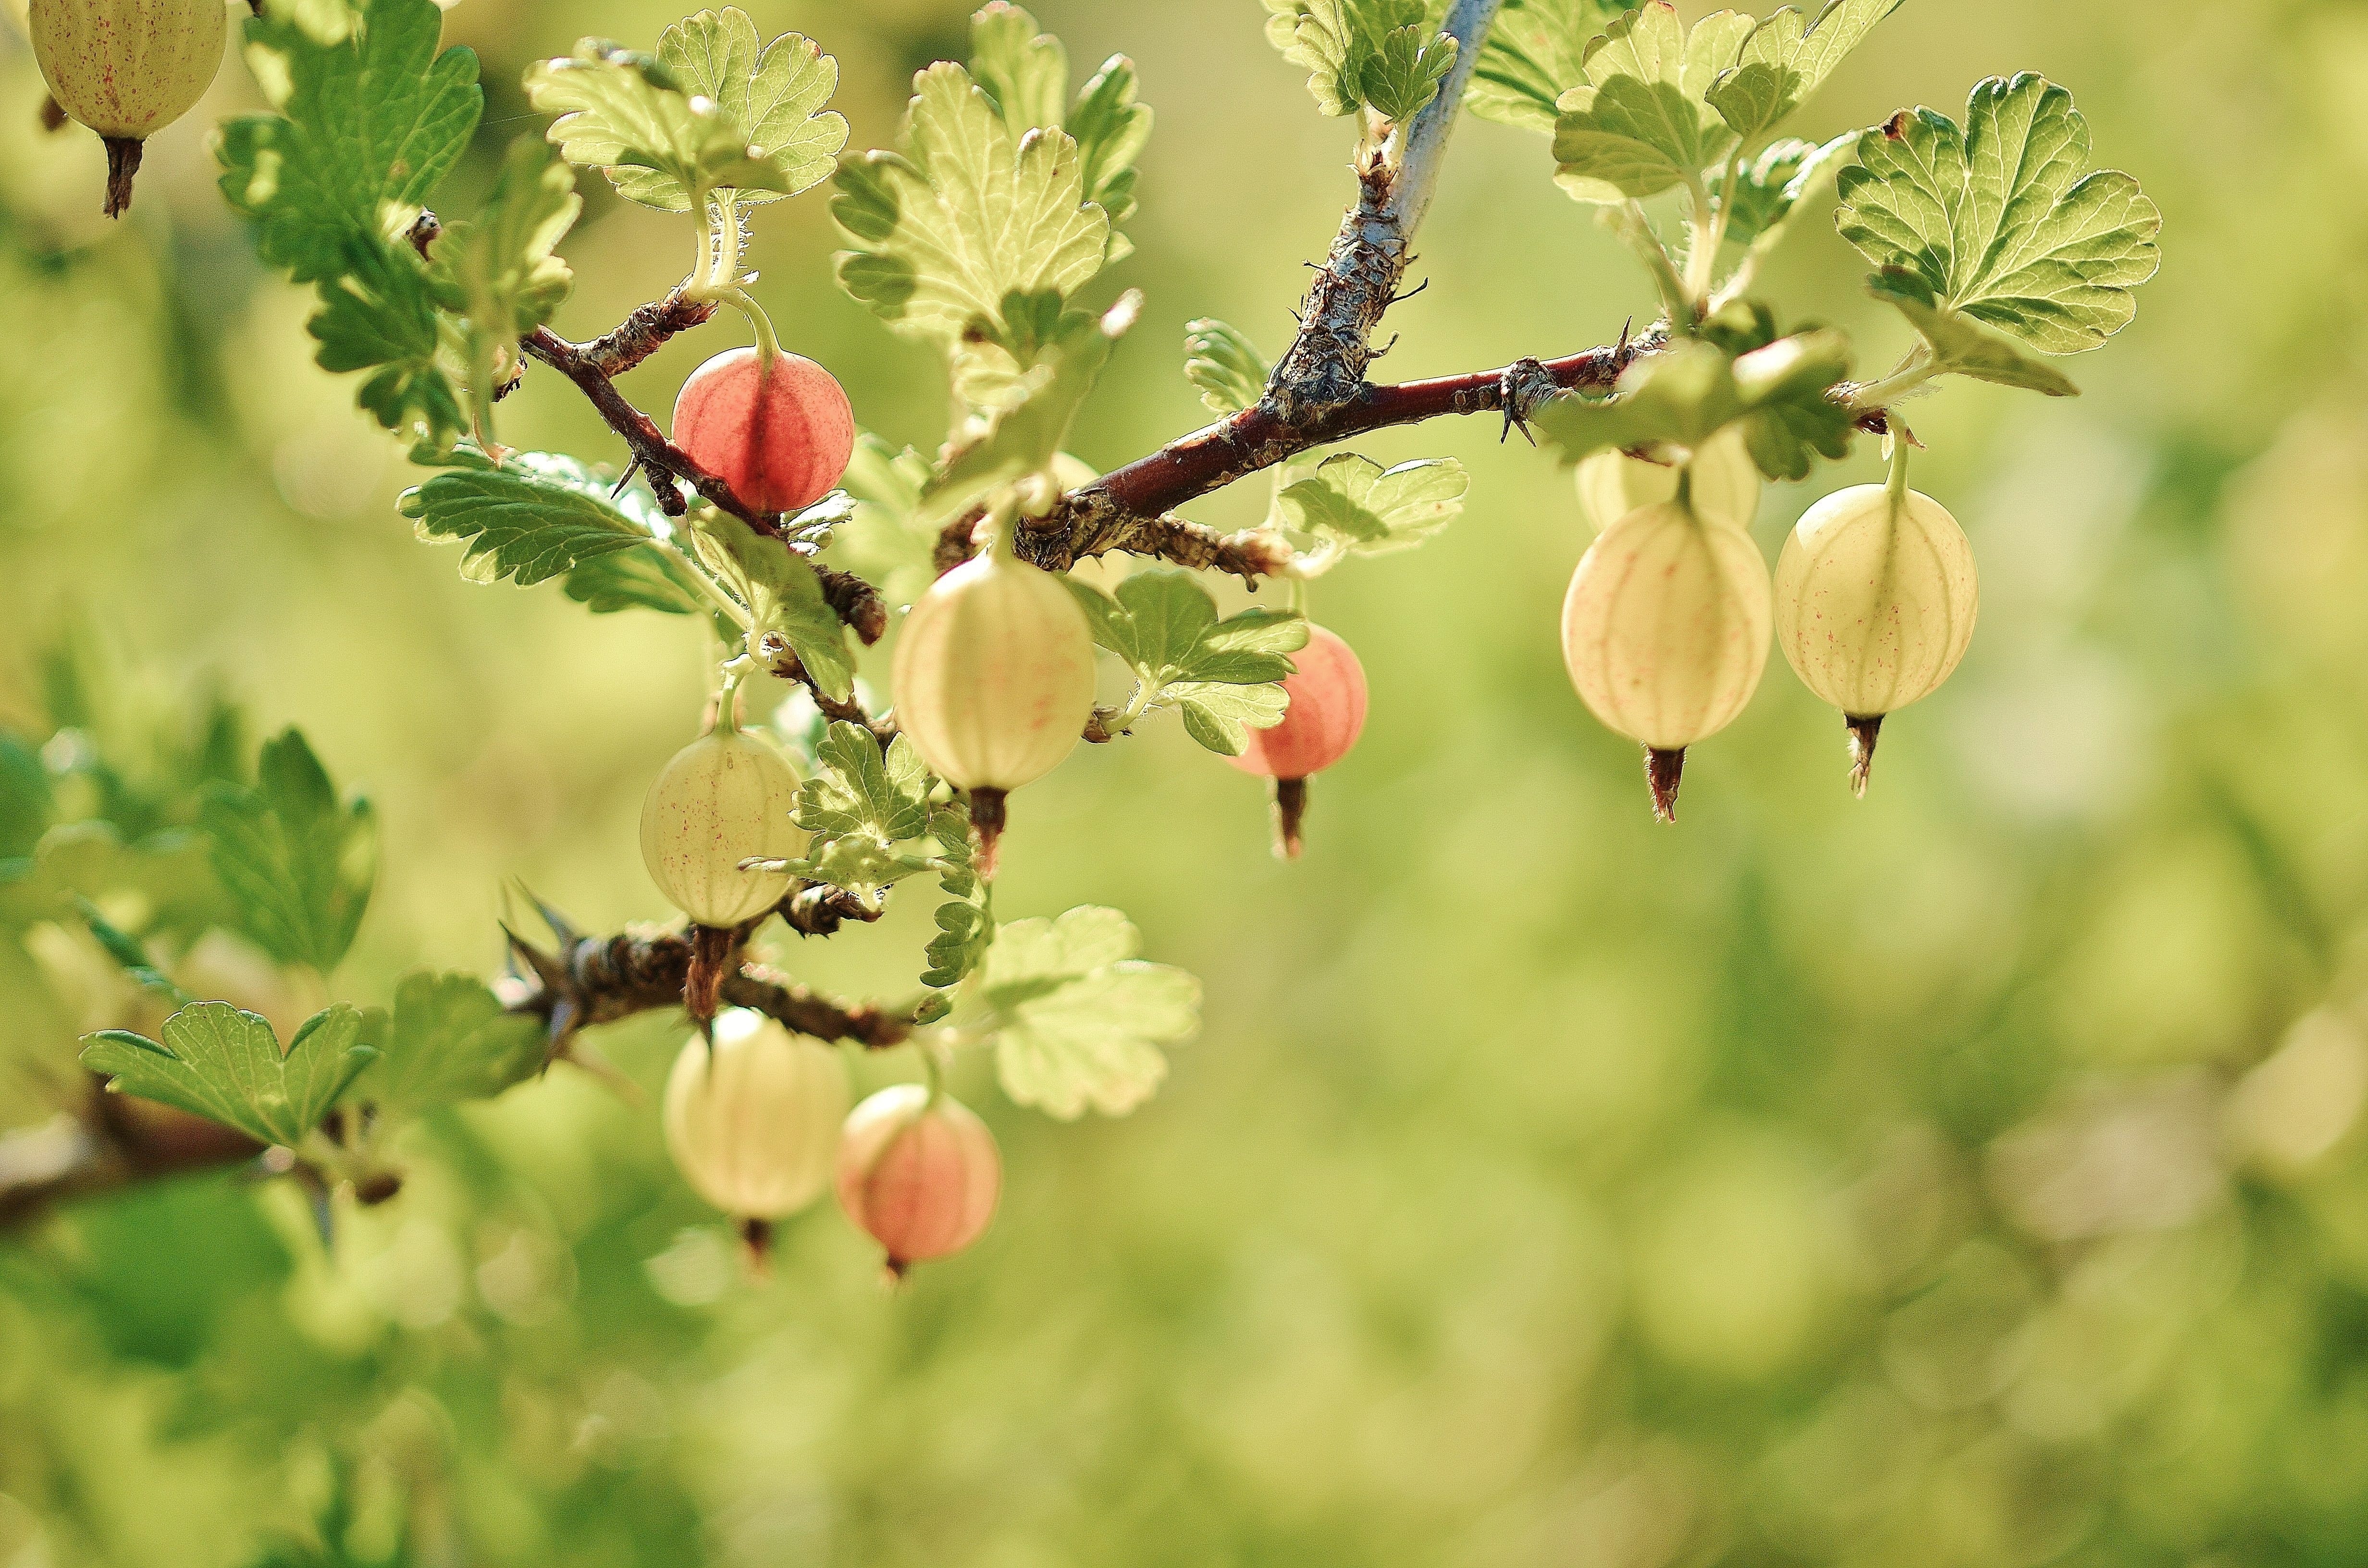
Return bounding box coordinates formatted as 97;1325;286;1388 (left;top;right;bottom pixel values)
7;0;2368;1563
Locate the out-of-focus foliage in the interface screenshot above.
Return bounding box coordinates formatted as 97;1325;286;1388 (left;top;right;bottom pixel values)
3;1;2368;1565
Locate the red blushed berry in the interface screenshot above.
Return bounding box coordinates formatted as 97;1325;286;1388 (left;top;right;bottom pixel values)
1227;624;1369;781
671;348;856;513
835;1086;1001;1278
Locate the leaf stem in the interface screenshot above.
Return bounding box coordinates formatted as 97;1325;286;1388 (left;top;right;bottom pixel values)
721;287;781;370
1681;171;1721;306
1614;202;1695;333
1850;346;1938;410
690;185;718;296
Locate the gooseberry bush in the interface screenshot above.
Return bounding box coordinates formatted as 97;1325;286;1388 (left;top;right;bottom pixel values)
3;0;2160;1273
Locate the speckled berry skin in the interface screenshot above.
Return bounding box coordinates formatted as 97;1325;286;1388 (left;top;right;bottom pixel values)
1774;483;1979;719
835;1085;1001;1273
639;728;809;929
671;348;855;514
1226;624;1368;780
30;0;224;215
30;0;221;136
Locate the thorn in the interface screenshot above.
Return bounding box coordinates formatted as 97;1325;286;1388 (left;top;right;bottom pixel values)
1846;714;1884;797
1617;317;1634;357
611;457;644;499
1389;278;1430;306
500;922;569;993
1644;747;1686;823
1371;333;1399;359
516;882;581;948
542;996;579;1065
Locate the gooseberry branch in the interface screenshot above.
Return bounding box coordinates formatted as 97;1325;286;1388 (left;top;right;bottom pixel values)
0;0;2003;1244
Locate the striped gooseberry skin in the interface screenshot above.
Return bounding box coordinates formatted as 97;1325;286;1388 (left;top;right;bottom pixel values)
639;728;808;928
1774;483;1979;719
662;1010;850;1220
671;348;856;514
1574;427;1762;535
30;0;222;138
1226;624;1368;780
889;551;1098;792
1561;499;1772;750
835;1085;1001;1272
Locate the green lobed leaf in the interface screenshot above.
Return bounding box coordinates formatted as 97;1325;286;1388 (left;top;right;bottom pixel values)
1834;74;2162;355
399;449;684;604
920;293;1140;527
197;731;377;975
525;40;801;214
1062;570;1307;755
1264;0;1443;119
362;972;546;1112
1465;0;1628;133
1272;453;1468;555
1552;0;1754;204
632;8;849;210
561;546;708;616
425;138;582;445
81;1001;378;1148
1182;318;1269;415
921;802;992;990
1534;333;1857;482
970;5;1152;234
1360;24;1460;123
1172;683;1293;757
217;0;483;285
777;725;953;902
1715;132;1861;249
980;906;1200;1119
796;725;934;846
689;513;856;701
1706;0;1903;146
308;238;466;446
832;57;1121;407
1065;55;1154;231
972;1;1071;133
1866;269;2079;396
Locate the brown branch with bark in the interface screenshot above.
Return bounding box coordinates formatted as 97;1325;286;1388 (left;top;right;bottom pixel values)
0;889;917;1235
4;0;1653;1235
405;213;886;645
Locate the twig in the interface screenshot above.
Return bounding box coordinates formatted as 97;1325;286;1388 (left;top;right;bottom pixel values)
966;337;1648;575
404;213;887;643
517;326;887;644
0;1093;260;1234
503;912;917;1054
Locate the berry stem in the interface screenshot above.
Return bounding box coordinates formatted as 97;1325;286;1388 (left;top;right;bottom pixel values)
1885;427;1912;508
1645;747;1686;823
101;137;143;220
1272;777;1309;859
720;287;781;372
1846;714;1883;797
